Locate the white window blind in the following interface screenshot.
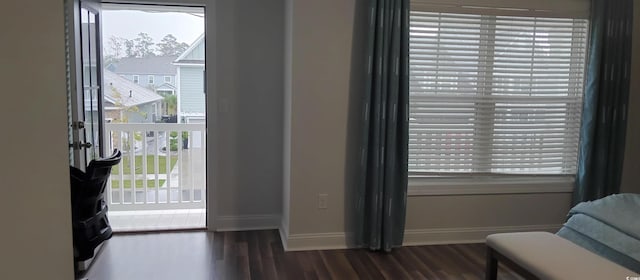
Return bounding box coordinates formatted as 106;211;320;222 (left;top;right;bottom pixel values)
409;10;589;175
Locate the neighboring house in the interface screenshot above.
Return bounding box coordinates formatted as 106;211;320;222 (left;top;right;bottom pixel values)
173;34;205;147
174;34;205;124
107;55;178;96
103;70;163;123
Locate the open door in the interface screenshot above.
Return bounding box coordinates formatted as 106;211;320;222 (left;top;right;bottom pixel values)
68;0;105;170
66;2;207;232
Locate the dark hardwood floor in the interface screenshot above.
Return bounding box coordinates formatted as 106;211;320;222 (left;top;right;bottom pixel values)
83;230;523;280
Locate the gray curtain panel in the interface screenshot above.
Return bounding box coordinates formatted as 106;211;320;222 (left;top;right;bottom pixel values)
574;0;633;204
355;0;409;252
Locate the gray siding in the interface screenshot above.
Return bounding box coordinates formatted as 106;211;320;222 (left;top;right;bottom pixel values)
106;102;159;123
127;102;158;123
121;74;175;89
181;39;205;61
179;66;205;115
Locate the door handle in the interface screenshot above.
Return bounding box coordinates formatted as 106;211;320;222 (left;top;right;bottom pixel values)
69;141;93;150
71;121;85;130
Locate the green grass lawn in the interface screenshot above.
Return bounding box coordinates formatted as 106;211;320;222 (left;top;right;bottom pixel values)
111;155;178;175
111;179;166;189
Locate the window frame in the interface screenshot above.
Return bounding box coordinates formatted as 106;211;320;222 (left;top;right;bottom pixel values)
148;75;154;84
407;2;588;195
132;75;139;84
164;76;172;83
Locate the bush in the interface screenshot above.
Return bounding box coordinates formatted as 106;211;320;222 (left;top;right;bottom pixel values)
169;132;178;151
167;131;188;151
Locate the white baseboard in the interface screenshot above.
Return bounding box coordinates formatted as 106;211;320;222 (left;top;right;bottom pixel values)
215;214;280;231
278;220;290;251
403;224;563;246
284;231;352;251
76;241;107;271
217;218;561;251
279;224;562;251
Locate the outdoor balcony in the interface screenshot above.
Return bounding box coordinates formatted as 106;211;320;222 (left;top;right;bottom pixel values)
104;122;206;231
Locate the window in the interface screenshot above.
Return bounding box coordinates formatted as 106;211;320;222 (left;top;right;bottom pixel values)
164;76;171;83
148;75;154;84
132;75;139;84
409;2;589;177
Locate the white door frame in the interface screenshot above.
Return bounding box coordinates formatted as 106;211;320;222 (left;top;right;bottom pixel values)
96;0;217;231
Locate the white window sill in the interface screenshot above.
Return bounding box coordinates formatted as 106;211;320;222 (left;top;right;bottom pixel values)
408;176;574;196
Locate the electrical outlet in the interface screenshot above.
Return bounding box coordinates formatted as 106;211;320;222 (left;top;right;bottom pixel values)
318;194;328;209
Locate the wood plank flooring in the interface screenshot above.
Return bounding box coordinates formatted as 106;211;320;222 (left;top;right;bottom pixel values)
83;230;523;280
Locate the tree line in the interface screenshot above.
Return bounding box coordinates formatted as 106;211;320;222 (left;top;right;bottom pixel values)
105;33;189;62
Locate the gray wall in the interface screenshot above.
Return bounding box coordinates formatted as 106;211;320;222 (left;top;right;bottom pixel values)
284;0;370;237
1;1;638;277
211;0;284;227
281;0;577;249
139;0;639;240
0;0;74;278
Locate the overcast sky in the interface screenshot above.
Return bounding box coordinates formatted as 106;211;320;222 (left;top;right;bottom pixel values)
102;9;204;48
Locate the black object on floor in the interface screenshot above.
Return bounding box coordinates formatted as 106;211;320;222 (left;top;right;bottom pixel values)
70;149;121;262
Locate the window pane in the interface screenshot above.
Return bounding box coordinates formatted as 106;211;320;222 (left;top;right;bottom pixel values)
409;11;588;175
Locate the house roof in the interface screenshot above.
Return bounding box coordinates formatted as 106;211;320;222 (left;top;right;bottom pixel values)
104;70;163;108
175;34;204;64
110;55;178;75
156;82;176;91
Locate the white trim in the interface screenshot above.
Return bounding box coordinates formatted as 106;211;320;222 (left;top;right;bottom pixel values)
215;215;281;231
105;122;205;131
156;89;175;95
108;202;205;211
410;0;590;18
203;2;215;231
403;224;563;246
132;74;139;84
147;75;154;84
182;112;206;117
104;95;117;104
173;62;205;67
280;224;562;251
284;232;353;251
102;3;205;13
408;176;574;196
175;34;204;62
153;103;158;121
176;66;181;123
279;219;290;251
106;0;213;232
185;116;205;124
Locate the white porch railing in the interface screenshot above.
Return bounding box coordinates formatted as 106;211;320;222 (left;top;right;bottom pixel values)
104;123;206;211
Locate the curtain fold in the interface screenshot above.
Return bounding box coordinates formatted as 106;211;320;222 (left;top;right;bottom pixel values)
574;0;633;204
355;0;410;252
